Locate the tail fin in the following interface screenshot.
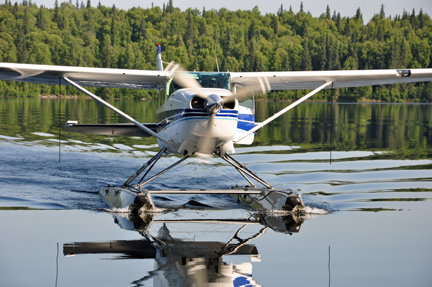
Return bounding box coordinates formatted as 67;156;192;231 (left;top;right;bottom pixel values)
156;44;163;71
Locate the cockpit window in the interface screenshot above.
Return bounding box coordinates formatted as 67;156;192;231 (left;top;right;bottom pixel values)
168;72;231;95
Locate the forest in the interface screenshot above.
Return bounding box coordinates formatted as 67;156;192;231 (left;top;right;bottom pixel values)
0;1;431;102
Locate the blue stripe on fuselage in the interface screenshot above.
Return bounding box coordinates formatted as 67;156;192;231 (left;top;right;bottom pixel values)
237;120;255;131
237;113;255;132
238;113;254;122
157;109;255;133
157;109;239;133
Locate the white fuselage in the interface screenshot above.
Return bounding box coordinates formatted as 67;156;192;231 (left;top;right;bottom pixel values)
155;88;255;156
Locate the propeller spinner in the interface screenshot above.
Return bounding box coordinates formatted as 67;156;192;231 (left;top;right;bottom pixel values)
204;94;223;114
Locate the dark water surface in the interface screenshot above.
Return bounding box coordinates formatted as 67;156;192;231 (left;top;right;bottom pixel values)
1;98;432;286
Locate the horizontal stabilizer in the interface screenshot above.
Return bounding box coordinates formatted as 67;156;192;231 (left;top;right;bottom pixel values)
65;121;157;137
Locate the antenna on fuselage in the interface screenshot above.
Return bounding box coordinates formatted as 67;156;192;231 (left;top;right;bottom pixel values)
216;58;220;72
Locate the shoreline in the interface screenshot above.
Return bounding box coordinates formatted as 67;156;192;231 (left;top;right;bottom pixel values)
0;94;430;104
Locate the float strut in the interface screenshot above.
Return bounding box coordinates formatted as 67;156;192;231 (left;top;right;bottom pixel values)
135;155;190;188
219;153;273;189
122;149;165;187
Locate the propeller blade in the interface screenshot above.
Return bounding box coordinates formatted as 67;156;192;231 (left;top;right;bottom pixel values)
195;113;216;158
165;61;207;99
196;94;224;157
224;76;271;104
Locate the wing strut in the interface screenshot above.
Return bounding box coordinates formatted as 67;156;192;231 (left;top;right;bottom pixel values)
234;81;333;143
62;76;172;147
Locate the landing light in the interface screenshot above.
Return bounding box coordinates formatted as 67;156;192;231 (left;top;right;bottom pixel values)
396;69;411;77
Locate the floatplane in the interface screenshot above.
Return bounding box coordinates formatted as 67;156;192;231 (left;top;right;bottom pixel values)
1;44;432;213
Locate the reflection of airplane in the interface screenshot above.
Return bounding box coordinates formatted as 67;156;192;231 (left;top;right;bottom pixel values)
64;211;304;286
1;44;432;212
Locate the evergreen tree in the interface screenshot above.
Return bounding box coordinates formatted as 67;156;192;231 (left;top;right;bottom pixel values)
355;7;363;23
302;39;312;70
418;8;424;28
278;4;283;17
402;9;407;20
271;15;278;36
199;21;206;36
110;15;116;46
389;37;400;68
326;5;331;20
139;19;148;40
320;35;327;70
175;34;183;47
411;9;416;28
344;17;351;36
15;24;26;63
248;40;256;71
248;21;257;41
23;8;30;35
168;0;174;13
36;5;45;30
301;17;307;37
54;0;61;26
12;2;18;15
224;26;231;57
336;12;341;32
380;4;385;19
185;11;195;47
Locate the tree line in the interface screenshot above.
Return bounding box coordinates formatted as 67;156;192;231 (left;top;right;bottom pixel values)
0;1;431;102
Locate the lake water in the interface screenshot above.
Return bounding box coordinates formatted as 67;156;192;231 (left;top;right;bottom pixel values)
1;98;432;286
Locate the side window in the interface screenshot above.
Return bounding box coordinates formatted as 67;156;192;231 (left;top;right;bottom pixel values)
239;98;255;115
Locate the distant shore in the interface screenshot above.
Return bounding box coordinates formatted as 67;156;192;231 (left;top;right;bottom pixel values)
1;94;431;103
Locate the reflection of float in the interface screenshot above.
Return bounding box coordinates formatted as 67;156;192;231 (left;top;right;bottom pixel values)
64;211;305;286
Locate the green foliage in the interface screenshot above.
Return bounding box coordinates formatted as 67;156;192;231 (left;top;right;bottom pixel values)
0;2;431;101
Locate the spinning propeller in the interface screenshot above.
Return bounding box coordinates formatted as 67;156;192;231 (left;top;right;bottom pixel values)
165;62;271;157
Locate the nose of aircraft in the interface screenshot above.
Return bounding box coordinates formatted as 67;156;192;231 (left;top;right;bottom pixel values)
204;94;223;114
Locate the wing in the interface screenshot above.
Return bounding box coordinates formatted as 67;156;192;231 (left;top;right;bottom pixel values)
0;62;169;89
231;68;432;144
231;69;432;90
65;122;157;137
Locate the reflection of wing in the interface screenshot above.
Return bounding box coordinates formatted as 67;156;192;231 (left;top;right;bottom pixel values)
231;69;432;90
0;63;169;89
65;122;157;137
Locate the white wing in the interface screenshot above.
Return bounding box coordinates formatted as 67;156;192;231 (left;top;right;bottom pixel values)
0;63;169;89
231;69;432;90
2;63;432;90
231;68;432;143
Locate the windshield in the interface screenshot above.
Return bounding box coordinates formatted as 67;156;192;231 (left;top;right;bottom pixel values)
167;72;231;95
